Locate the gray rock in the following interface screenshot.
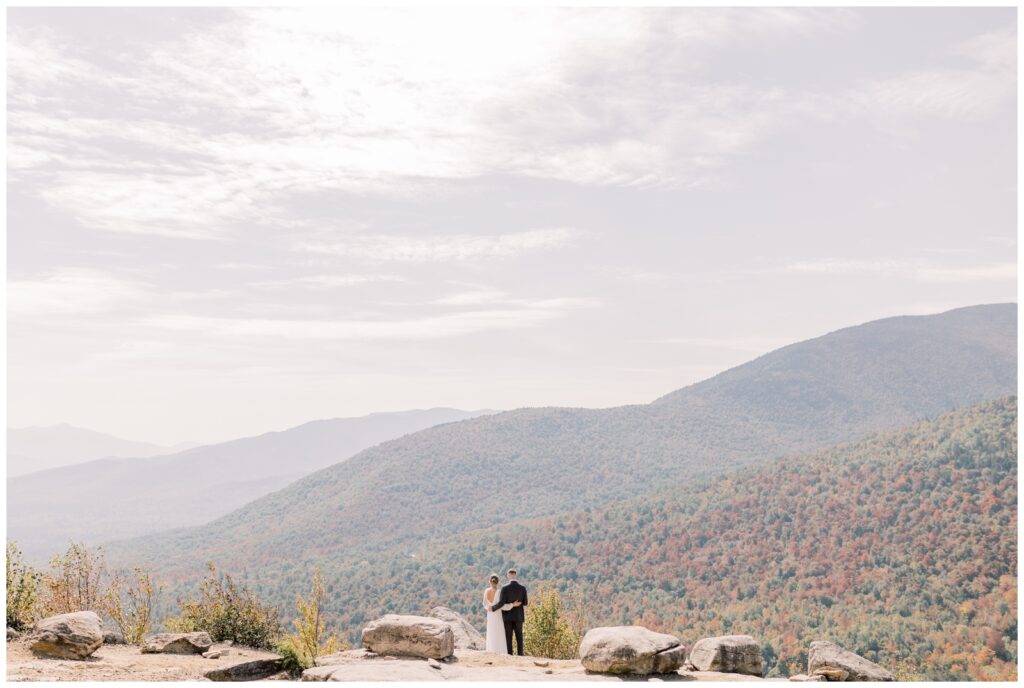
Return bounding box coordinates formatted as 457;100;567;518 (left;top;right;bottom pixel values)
7;627;19;641
687;634;765;676
808;641;894;681
361;615;455;659
790;674;827;682
579;625;686;675
316;649;374;666
29;611;104;659
103;631;126;645
427;658;441;669
428;606;485;650
141;631;213;655
204;658;285;681
204;649;224;659
302;665;342;681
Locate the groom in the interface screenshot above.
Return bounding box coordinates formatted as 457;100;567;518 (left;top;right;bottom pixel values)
489;568;528;655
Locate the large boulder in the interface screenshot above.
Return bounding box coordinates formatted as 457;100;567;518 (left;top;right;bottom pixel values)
361;615;454;659
141;631;213;654
579;626;686;675
427;606;485;650
808;641;894;681
7;627;19;641
687;634;765;676
29;611;104;659
204;658;284;681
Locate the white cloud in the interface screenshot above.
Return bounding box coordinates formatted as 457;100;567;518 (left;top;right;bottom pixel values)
843;26;1016;121
916;263;1017;283
13;8;1009;243
6;8;870;238
296;228;576;262
783;259;1016;283
141;298;597;341
8;269;151;317
432;290;509;306
255;274;409;289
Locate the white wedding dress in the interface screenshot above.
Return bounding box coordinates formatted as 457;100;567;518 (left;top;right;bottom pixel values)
483;587;512;654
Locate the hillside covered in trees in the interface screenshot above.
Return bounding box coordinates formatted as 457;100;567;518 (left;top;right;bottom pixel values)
310;397;1017;680
109;304;1016;576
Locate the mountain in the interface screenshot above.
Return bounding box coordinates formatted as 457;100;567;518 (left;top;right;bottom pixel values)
107;304;1016;593
312;397;1017;681
8;408;495;561
6;424;192;476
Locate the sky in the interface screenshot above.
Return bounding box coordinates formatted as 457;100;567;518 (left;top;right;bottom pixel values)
7;7;1017;446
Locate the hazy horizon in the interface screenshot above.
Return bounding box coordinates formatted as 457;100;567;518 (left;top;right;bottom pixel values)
8;7;1017;445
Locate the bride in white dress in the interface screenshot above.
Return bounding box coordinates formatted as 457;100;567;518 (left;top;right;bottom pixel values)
483;573;511;654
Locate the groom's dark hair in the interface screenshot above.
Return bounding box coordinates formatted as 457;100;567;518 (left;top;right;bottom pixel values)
508;568;517;576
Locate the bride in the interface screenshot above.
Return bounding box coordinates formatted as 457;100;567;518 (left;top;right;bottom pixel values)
483;573;511;654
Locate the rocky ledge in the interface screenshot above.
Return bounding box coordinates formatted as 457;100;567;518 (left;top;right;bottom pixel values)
303;648;782;682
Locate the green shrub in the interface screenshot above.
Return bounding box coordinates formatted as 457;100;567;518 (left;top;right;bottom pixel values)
523;583;587;659
6;542;44;630
276;638;305;675
165;563;281;649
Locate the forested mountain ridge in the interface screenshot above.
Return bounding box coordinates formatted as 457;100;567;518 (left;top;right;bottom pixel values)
9;407;494;561
108;304;1016;582
282;397;1019;681
654;302;1017;438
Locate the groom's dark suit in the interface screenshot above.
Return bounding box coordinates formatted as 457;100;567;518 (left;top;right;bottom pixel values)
490;579;528;655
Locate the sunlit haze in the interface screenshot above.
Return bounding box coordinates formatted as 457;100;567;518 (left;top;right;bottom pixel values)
7;7;1016;445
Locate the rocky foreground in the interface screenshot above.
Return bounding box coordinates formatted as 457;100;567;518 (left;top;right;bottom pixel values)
5;638;285;682
6;610;895;682
5;641;779;682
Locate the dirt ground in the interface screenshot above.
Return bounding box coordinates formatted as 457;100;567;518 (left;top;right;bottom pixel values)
4;639;282;682
5;641;781;682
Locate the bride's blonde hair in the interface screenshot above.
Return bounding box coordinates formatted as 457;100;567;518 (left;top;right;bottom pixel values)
488;573;500;585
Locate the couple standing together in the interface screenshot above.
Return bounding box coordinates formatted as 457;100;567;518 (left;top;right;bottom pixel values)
482;568;529;655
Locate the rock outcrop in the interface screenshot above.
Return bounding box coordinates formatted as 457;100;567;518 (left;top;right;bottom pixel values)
204;658;284;681
29;611;104;659
687;634;764;676
579;626;686;675
316;649;376;665
141;632;213;655
362;615;455;659
427;606;485;650
807;641;894;681
303;660;443;682
789;674;827;682
8;627;19;641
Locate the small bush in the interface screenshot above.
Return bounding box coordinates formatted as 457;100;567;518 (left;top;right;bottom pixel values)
276;638;305;675
165;563;281;649
6;542;44;630
44;542;107;616
274;638;305;675
103;566;160;644
523;583;587;659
